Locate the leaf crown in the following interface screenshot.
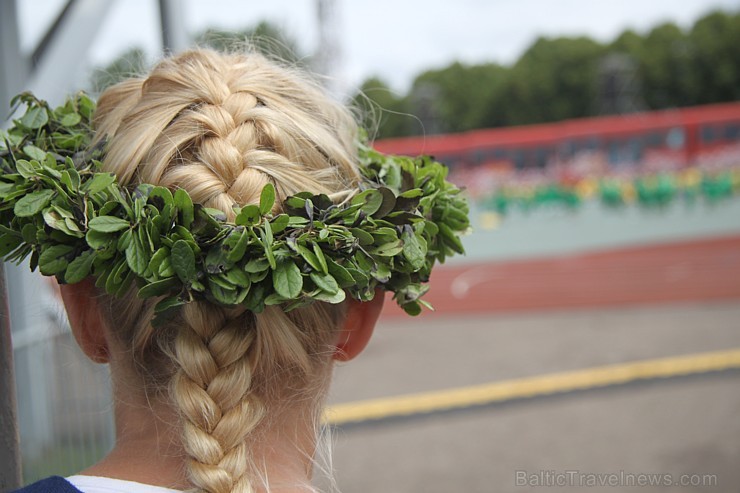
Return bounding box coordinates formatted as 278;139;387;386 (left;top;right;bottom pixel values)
0;92;470;325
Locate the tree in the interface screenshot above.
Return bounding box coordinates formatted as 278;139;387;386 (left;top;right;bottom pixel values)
409;62;509;133
497;36;605;125
635;22;693;109
90;21;304;94
351;77;413;139
359;9;739;138
195;21;304;65
689;10;740;104
89;47;147;94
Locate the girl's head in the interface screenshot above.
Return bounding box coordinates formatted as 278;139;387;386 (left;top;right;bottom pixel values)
60;48;383;493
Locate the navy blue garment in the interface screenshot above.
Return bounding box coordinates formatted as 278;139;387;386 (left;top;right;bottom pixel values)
13;477;83;493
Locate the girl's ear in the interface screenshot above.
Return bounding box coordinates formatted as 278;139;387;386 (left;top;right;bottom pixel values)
59;278;110;364
333;290;385;362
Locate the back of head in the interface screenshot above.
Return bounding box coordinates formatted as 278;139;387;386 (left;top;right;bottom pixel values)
93;49;362;493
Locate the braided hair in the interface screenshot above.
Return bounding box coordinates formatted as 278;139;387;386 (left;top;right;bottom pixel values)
92;49;361;493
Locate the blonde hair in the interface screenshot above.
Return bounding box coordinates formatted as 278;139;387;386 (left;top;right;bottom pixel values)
92;49;362;493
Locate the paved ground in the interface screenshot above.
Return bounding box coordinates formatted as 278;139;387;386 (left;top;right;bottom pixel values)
320;233;740;492
324;302;740;493
383;235;740;318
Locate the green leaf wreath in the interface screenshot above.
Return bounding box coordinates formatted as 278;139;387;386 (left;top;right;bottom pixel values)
0;92;470;324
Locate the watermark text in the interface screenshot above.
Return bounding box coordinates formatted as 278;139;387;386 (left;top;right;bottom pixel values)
515;470;718;488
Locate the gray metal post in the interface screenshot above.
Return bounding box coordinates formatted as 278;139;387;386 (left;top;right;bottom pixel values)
25;0;115;106
0;264;21;492
0;0;29;111
158;0;189;54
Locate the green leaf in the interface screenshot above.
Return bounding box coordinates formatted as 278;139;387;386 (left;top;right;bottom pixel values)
39;244;74;275
310;272;339;294
148;247;170;273
326;259;355;288
312;242;328;274
154;295;187;313
287;216;309;227
401;301;422;316
114;265;136;297
137;277;180;298
20;223;36;244
313;289;346;304
78;94;95;120
0;234;23;257
158;255;175;277
15;160;36;179
174;188;194;228
346;267;370;287
209;282;238;305
203;207;226;224
263;217;273;245
235;204;261;226
152;296;188;326
147;186;174;211
264;293;288;306
249;269;269;283
60;112;81;127
65;250;96;283
14;189;54;217
209;275;236;290
399;188;423;198
84;173;116;194
285;196;306;210
42;208;81;237
226;229;249;262
371;261;392;283
260;228;276;269
20;107;48;129
350;228;374;246
372;227;399;243
373;187;397;218
259;183;276;215
23;145;47;161
126;233;148;275
369;239;404;257
205;244;233;274
117;229;132;251
273;259;302;299
89;215;130;232
60;171;73;190
296;244;321;272
171;239;197;283
439;223;465;254
270;214;289;233
243;257;268;274
402;230;427;270
0;181;15;197
224;268;251;288
351;189;383;216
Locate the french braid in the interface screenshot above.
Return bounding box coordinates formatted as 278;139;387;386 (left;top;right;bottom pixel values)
92;49;359;493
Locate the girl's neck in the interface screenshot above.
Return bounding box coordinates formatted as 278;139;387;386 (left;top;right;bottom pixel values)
80;389;317;492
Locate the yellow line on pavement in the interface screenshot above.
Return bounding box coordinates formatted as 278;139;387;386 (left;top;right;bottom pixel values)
325;348;740;426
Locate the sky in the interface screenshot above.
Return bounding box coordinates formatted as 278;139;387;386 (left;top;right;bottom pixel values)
18;0;740;95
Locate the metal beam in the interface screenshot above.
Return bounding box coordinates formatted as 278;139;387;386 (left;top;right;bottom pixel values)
158;0;188;54
0;264;21;491
26;0;115;106
0;0;29;114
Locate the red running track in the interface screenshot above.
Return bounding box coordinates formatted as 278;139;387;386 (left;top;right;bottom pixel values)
381;235;740;318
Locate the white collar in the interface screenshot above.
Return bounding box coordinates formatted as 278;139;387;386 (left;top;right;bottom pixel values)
66;475;182;493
